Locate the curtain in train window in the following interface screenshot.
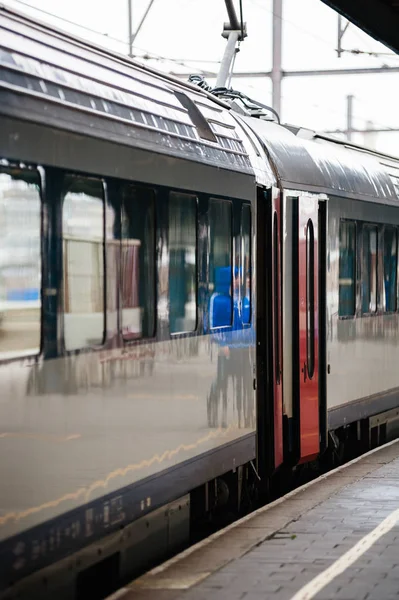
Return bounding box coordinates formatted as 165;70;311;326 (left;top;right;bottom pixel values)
121;186;155;339
209;199;232;328
168;193;197;334
338;221;356;317
362;226;378;314
384;227;397;312
241;204;251;324
63;176;105;350
0;166;41;358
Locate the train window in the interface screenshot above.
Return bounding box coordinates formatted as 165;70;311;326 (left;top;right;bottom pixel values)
209;199;232;328
273;212;280;383
169;193;197;334
121;186;155;339
362;226;378;314
384;227;397;312
306;219;315;380
338;221;356;317
241;204;251;324
105;192;118;340
62;176;105;350
0;166;41;359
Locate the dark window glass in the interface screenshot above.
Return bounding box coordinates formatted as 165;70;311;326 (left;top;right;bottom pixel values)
169;192;197;333
273;212;280;383
209;199;232;328
362;226;378;314
121;186;155;339
0;167;41;358
105;191;118;339
338;221;356;317
384;227;397;312
306;220;315;380
241;204;251;324
63;176;105;350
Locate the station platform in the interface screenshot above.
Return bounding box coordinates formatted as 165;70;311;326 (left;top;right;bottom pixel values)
108;440;399;600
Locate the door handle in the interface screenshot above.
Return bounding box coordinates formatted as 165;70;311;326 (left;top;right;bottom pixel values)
302;362;307;382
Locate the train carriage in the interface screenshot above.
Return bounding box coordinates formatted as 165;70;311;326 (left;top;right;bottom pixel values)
1;6;399;599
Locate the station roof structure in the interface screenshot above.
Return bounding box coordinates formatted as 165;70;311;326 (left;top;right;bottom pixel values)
322;0;399;53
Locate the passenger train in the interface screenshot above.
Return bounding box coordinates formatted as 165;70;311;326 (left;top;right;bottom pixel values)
1;6;399;599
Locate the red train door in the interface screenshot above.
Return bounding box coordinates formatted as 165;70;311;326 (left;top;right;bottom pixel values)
297;195;319;462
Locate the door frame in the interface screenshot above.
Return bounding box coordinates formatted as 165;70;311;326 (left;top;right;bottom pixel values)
256;185;283;479
291;193;327;464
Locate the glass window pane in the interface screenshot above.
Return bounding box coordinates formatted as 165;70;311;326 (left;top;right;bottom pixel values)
338;221;356;317
63;176;105;350
105;196;118;339
362;226;378;314
241;204;251;324
169;192;197;333
121;186;155;339
306;219;315;380
0;167;41;358
384;227;397;312
209;199;232;328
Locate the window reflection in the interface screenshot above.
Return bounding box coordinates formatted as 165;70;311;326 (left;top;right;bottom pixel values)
105;195;118;339
169;192;197;333
241;204;251;324
384;227;397;312
338;221;356;317
362;226;378;314
121;185;155;339
0;167;41;358
63;176;105;350
209;199;232;328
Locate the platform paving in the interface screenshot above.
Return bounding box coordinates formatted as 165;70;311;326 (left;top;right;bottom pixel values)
108;440;399;600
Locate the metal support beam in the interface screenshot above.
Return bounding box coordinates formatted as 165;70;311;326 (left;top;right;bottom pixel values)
131;0;156;47
127;0;155;57
169;65;399;80
224;0;241;31
272;0;283;117
216;30;240;88
215;0;246;89
283;65;399;76
337;15;350;58
324;127;399;134
346;94;354;141
128;0;133;57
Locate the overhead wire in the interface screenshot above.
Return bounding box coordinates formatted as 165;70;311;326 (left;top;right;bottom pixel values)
247;0;339;52
5;0;128;46
4;0;216;73
248;0;399;63
344;18;399;63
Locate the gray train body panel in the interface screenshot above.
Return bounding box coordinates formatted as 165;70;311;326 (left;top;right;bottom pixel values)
0;7;258;581
240;116;399;427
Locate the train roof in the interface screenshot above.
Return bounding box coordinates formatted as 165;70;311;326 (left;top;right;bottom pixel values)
1;4;399;205
0;6;254;176
239;115;399;205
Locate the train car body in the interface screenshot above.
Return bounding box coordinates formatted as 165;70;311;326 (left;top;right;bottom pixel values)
0;9;266;596
245;118;399;452
241;117;399;464
1;6;399;599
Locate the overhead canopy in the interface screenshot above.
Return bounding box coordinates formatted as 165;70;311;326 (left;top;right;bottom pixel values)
322;0;399;54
